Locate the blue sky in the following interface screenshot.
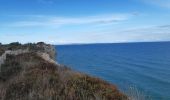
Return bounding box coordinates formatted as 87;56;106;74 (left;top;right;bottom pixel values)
0;0;170;44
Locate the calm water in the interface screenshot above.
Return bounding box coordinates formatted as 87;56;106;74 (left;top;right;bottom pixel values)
56;42;170;100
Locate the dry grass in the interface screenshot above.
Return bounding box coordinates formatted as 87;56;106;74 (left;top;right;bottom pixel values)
0;52;127;100
0;43;127;100
124;85;152;100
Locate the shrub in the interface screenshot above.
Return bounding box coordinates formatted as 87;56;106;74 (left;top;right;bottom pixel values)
0;43;127;100
0;48;5;56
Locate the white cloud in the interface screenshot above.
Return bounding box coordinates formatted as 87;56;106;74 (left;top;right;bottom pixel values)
108;25;170;42
63;25;170;44
53;14;129;25
1;25;170;44
6;14;131;28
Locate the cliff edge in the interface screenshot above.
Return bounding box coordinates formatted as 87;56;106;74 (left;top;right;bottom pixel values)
0;42;127;100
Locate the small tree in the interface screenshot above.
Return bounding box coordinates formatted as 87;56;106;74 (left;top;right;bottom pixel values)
9;42;21;46
8;42;21;50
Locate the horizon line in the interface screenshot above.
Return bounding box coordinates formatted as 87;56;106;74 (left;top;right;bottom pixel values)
55;41;170;46
1;40;170;45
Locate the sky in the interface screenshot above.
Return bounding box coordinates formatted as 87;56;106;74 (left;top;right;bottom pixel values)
0;0;170;44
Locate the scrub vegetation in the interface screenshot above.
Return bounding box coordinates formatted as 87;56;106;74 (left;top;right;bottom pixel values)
0;42;127;100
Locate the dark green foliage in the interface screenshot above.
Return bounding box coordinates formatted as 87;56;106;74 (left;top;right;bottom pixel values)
7;42;22;50
9;42;21;46
37;42;45;45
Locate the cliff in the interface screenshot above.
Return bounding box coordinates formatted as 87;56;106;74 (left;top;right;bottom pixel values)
0;42;127;100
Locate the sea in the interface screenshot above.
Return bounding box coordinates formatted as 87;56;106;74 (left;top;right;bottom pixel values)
56;42;170;100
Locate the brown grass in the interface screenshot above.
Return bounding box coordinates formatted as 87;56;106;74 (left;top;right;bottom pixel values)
0;43;127;100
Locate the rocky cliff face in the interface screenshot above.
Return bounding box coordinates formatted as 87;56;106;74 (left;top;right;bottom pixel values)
36;42;56;60
0;42;127;100
0;42;56;68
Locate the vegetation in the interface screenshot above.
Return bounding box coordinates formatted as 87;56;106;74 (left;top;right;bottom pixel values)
124;86;152;100
0;47;5;56
0;43;127;100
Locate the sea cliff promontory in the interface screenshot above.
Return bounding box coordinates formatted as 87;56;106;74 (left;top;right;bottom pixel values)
0;42;127;100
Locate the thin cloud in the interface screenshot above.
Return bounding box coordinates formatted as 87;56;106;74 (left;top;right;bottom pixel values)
52;14;129;25
80;25;170;43
114;25;170;42
140;0;170;8
6;14;132;27
47;25;170;44
158;25;170;28
37;0;54;4
1;24;170;44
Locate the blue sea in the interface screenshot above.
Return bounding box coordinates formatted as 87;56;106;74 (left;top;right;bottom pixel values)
56;42;170;100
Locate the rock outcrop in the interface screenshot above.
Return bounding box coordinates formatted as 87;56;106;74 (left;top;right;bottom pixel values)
0;49;29;68
36;42;56;60
0;42;56;68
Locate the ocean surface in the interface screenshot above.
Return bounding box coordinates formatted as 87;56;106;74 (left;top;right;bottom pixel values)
56;42;170;100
